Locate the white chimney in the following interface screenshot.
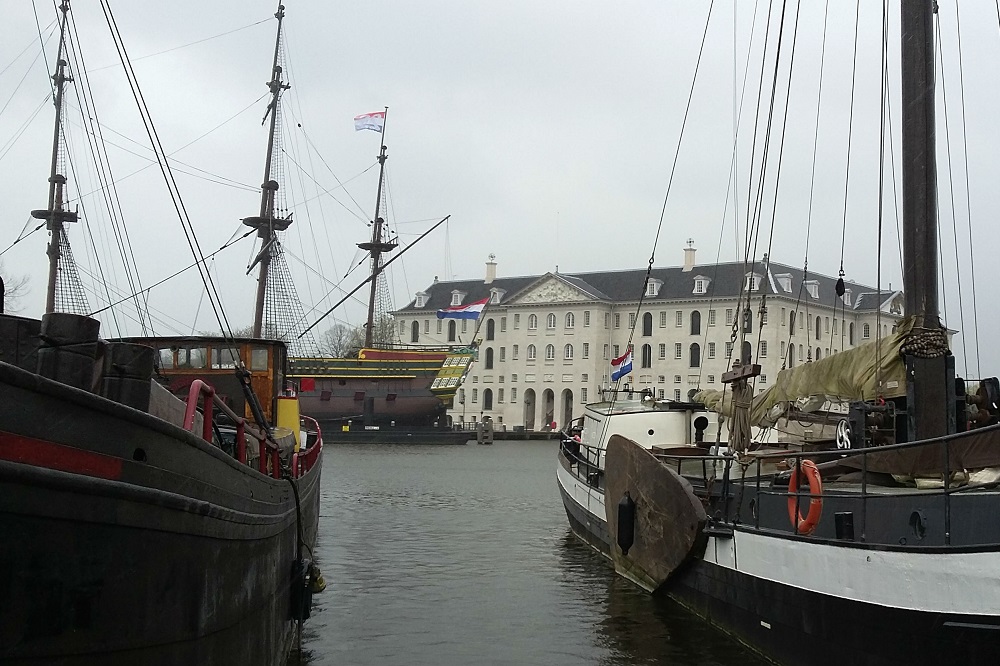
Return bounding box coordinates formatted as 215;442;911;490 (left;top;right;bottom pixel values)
683;239;696;272
485;253;497;284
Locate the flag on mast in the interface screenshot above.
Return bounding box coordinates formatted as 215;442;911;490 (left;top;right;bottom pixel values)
611;349;633;381
436;298;488;320
354;111;386;133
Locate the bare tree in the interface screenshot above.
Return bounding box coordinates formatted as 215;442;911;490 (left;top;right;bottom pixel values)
0;263;29;314
319;323;365;358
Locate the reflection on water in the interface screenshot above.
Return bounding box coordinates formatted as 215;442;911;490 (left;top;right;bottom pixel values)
293;441;767;666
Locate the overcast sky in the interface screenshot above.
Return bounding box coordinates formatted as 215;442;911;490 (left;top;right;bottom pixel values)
3;1;999;372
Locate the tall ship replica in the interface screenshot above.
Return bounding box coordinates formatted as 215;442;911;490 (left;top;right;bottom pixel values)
1;3;322;664
280;112;475;442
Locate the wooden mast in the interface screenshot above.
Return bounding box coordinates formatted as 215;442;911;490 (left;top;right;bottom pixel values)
358;109;397;348
900;0;952;439
34;0;78;314
247;3;291;338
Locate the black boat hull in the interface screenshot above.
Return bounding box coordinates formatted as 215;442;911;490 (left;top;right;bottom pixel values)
0;363;322;665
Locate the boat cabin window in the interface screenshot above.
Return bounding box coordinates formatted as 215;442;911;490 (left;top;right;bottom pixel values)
213;347;239;369
251;347;269;371
178;346;207;369
158;348;175;369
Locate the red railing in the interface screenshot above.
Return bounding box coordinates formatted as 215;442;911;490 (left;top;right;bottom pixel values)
183;380;321;479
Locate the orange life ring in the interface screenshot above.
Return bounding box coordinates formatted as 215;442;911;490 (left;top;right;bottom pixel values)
787;459;823;535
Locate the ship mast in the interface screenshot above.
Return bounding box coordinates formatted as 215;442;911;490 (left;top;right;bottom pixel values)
246;3;292;338
900;0;951;439
358;111;398;349
33;0;79;314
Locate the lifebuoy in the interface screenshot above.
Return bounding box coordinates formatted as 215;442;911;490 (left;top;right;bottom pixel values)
787;459;823;535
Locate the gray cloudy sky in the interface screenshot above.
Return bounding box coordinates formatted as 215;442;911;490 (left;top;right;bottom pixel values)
3;1;999;371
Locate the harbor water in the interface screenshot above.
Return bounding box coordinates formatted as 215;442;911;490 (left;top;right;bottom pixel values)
299;439;770;666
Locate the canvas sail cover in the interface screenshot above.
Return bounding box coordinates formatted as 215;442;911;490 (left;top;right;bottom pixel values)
695;317;913;428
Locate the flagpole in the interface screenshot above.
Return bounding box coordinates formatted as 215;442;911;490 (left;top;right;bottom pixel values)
362;105;392;348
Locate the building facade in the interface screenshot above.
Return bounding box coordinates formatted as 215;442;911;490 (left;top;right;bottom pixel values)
394;247;903;430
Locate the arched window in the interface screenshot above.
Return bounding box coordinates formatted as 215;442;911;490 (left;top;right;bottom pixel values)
486;318;495;340
641;344;652;368
788;343;796;368
642;312;653;337
689;343;701;368
485;347;494;369
565;312;575;329
789;311;796;334
483;388;493;411
528;314;538;330
448;320;457;342
742;340;752;363
815;316;822;340
410;320;419;343
546;313;557;329
815;347;822;361
688;388;698;401
564;344;573;360
863;323;871;338
691;311;701;336
849;322;855;345
545;344;556;360
527;344;537;360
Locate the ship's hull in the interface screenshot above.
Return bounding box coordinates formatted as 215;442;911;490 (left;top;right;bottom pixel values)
0;362;322;665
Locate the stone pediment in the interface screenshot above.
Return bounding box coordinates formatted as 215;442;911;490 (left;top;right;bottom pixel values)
508;275;592;305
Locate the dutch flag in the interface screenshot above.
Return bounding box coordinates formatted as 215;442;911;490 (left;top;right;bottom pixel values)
611;349;633;382
436;297;488;320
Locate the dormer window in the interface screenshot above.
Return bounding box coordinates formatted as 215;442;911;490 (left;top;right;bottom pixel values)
415;291;429;308
489;287;506;305
692;275;710;295
804;280;819;299
744;273;762;291
890;296;902;315
450;290;466;306
646;278;663;297
775;273;793;292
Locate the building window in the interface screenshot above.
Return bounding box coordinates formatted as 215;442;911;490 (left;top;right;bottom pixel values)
708;374;715;383
725;342;734;358
582;343;590;359
659;311;667;328
448;320;457;342
472;388;478;403
674;343;682;359
658;375;666;383
486;319;495;340
743;308;753;334
483;389;493;410
437;319;442;334
500;347;506;362
581;388;588;403
658;389;665;399
582;374;589;382
816;316;822;340
604;344;609;359
708;342;716;358
759;341;768;357
658;343;666;359
411;321;420;343
451;292;464;306
642;312;653;336
825;317;830;333
614;313;621;328
629;313;636;329
584;311;591;326
863;323;870;339
547;313;556;329
675;311;683;327
849;323;855;345
689;343;701;368
512;345;519;360
498;388;504;404
694;278;706;294
564;344;574;360
674;389;681;401
527;344;537;360
781;341;786;358
511;388;517;402
424;320;430;334
462;320;468;333
528;314;538;330
512;374;518;382
674;375;682;383
485;348;494;369
708;310;716;326
514;314;520;329
690;311;701;335
760;374;767;384
613;345;620;358
459;389;466;404
501;317;507;332
789;311;796;333
726;309;734;326
761;309;768;326
565;312;575;329
545;344;556;360
605;312;611;328
641;344;652;368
